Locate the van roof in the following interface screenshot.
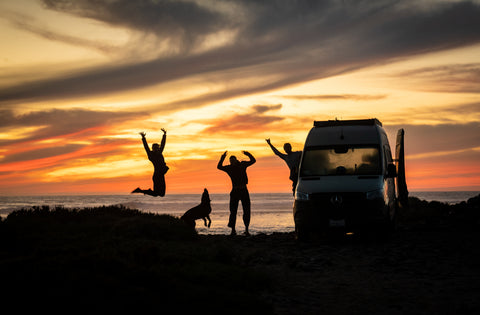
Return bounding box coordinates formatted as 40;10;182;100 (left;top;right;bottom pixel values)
314;118;382;128
306;119;386;146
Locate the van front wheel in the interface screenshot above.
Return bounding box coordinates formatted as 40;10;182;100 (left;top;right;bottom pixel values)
295;225;310;241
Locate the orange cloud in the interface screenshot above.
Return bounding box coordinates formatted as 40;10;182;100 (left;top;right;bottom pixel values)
200;104;284;134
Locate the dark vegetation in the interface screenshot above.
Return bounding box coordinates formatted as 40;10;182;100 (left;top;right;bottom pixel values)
399;194;480;228
0;206;272;314
0;194;479;314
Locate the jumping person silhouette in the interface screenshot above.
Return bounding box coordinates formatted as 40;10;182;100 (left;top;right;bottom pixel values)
266;139;302;195
217;150;256;236
132;129;169;197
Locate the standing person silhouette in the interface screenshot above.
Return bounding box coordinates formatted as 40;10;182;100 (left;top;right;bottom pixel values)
217;150;256;236
132;129;169;197
266;139;302;195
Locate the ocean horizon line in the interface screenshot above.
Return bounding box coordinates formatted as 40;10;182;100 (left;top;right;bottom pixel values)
1;190;479;197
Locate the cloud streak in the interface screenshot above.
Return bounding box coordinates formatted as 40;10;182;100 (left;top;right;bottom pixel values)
385;102;480;125
281;94;388;101
0;108;146;144
393;63;480;93
201;104;284;134
1;10;118;54
2;0;480;108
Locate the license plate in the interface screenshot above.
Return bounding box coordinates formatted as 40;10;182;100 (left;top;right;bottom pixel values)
329;219;346;227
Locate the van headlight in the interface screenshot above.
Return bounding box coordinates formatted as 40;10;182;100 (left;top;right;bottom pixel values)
295;191;310;201
366;189;383;200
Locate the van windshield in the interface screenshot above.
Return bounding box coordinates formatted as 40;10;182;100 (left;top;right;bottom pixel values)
300;146;381;176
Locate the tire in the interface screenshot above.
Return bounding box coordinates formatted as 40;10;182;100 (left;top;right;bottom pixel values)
295;225;310;241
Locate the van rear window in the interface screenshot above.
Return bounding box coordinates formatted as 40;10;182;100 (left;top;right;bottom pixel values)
300;146;381;176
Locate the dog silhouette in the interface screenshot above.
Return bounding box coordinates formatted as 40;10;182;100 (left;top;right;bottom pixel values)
181;188;212;228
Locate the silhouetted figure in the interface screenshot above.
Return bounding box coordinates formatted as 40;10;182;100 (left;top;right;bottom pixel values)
132;129;169;197
181;188;212;229
217;150;256;236
266;139;302;195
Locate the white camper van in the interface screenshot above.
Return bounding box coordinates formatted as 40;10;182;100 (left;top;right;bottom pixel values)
294;119;407;239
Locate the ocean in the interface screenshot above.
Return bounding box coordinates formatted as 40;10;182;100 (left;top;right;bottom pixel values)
0;191;478;235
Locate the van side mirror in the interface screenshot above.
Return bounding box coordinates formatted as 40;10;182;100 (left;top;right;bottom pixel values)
386;163;397;178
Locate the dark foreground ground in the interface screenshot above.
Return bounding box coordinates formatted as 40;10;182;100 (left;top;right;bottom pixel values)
1;195;479;314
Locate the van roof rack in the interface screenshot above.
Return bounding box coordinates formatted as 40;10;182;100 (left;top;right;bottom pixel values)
313;118;382;127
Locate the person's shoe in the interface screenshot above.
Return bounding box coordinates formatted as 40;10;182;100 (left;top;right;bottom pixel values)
131;187;142;193
230;229;237;236
244;230;251;236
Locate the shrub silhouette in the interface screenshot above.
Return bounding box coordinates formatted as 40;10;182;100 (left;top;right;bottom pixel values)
0;205;273;314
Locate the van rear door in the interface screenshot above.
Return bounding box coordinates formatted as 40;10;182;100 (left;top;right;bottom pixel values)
395;129;408;208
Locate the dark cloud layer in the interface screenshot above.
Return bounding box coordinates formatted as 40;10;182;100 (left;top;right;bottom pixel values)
1;0;480;107
42;0;229;51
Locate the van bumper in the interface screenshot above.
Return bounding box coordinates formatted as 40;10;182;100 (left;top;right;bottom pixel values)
293;193;387;233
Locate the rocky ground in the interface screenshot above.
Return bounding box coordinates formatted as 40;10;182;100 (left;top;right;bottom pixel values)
201;196;480;314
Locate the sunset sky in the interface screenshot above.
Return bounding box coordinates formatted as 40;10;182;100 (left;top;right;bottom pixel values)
1;0;479;195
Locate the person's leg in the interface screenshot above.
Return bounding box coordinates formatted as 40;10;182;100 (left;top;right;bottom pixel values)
142;189;159;197
131;187;158;196
240;188;251;235
229;190;240;235
153;174;166;197
291;168;299;196
131;187;142;193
